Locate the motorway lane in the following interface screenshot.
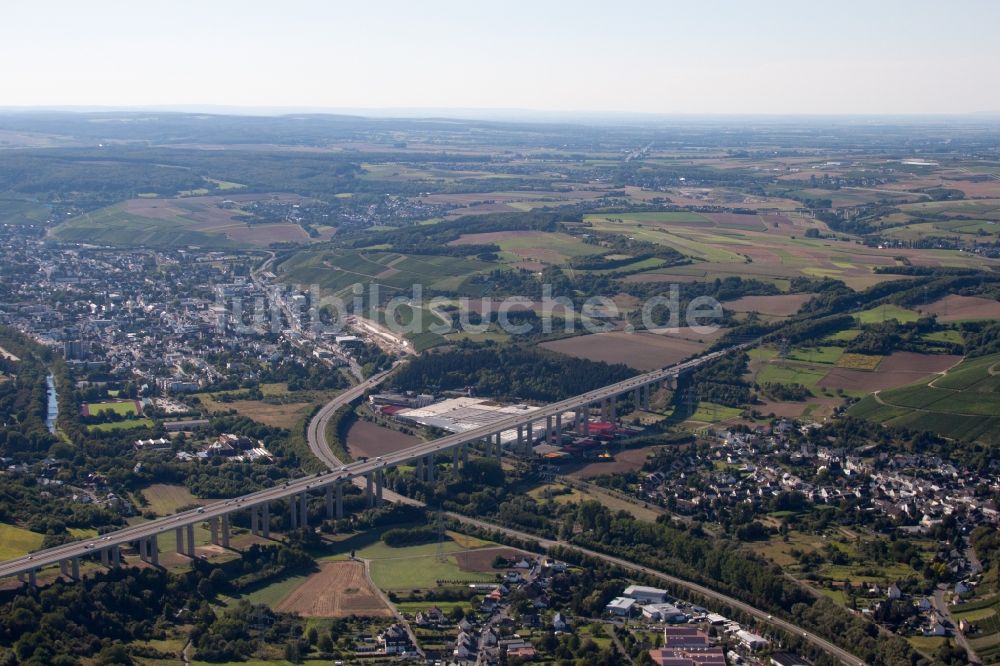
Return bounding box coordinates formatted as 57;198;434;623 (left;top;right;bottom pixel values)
0;344;865;665
306;369;393;468
298;347;863;665
0;347;738;578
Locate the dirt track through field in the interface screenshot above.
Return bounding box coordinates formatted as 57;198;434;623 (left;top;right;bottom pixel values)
275;561;392;617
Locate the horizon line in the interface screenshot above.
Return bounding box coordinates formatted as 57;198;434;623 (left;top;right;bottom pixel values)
2;104;1000;123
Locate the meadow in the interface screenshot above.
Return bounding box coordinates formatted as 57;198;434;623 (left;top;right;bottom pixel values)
140;483;200;516
0;523;44;560
51;194;311;248
317;529;501;592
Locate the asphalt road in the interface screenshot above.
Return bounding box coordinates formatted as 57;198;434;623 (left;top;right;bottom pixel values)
0;343;864;664
306;369;393;468
0;349;734;581
301;350;863;666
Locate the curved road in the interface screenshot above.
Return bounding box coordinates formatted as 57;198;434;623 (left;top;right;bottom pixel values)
306;368;393;468
0;344;863;665
303;360;863;666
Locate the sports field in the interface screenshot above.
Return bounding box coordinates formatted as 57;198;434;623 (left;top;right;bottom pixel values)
82;399;141;417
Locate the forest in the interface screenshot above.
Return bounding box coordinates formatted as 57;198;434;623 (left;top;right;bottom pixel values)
391;343;636;402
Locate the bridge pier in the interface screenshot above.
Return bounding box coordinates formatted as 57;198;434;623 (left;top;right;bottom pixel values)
138;536;148;562
414;456;424;481
111;545;120;568
210;516;219;545
100;548;109;567
262;503;270;538
60;560;68;577
186;524;195;558
517;425;524;452
610;396;617;422
300;492;308;528
555;414;562;443
28;569;36;587
336;483;343;519
71;556;81;579
222;514;231;547
452;445;460;469
426;455;435;482
148;537;159;567
545;415;554;444
366;472;374;507
253;504;262;533
462;442;469;467
326;485;334;519
494;432;502;459
526;420;533;446
176;527;184;553
376;468;384;505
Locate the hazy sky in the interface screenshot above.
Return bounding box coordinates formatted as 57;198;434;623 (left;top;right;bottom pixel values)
2;0;998;115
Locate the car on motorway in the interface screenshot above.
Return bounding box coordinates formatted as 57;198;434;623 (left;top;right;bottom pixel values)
197;508;205;514
340;466;348;471
375;456;383;461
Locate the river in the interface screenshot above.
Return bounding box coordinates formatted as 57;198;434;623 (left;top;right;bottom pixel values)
45;374;58;434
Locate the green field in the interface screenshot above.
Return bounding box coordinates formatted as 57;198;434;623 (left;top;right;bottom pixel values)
756;361;829;389
685;402;744;423
52;202;237;248
955;595;1000;666
87;418;154;432
824;328;862;342
856;304;921;324
278;249;490;295
141;483;200;515
377;303;449;351
492;231;599;260
0;523;44;560
86;400;139;416
318;529;500;592
849;353;1000;443
0;196;49;225
787;346;844;365
234;571;313;608
923;329;964;345
584;211;712;225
